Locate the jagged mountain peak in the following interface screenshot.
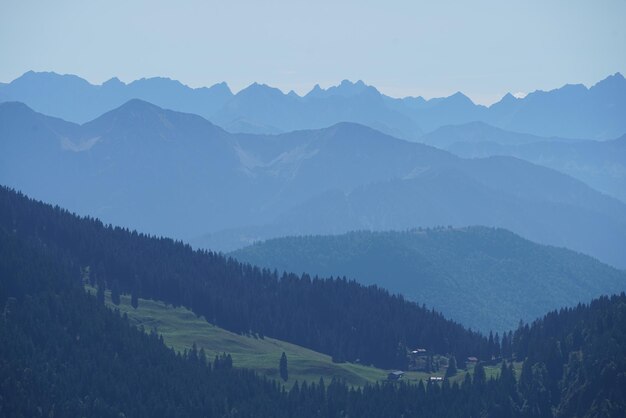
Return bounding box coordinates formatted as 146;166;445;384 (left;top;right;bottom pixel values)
596;71;625;85
208;81;232;94
237;82;287;98
305;79;379;99
449;91;474;104
102;77;125;87
499;92;517;102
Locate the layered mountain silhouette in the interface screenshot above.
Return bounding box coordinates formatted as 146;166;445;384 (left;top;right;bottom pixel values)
1;71;624;140
1;100;626;268
0;71;232;126
421;122;626;204
0;72;421;139
231;228;626;332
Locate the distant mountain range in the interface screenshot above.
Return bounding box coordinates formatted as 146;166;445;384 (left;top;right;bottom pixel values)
1;71;625;140
1;100;625;268
231;227;626;332
420;122;626;203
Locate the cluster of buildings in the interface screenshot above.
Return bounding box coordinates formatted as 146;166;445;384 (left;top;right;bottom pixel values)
387;348;481;382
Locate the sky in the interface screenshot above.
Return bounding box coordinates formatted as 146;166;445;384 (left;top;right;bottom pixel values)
1;0;625;105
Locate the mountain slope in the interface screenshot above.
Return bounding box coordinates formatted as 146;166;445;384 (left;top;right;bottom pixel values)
199;161;626;268
3;219;624;416
425;123;626;203
93;286;466;387
0;185;495;368
2;100;626;267
0;228;291;417
231;228;626;332
511;293;626;417
420;121;575;148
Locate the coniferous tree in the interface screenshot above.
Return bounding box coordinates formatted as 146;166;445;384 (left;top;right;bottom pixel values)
131;279;139;309
225;353;233;369
131;289;138;309
487;331;495;359
280;351;288;381
94;262;105;287
494;332;501;358
501;332;512;359
445;356;458;378
474;362;486;386
96;278;105;305
111;280;121;305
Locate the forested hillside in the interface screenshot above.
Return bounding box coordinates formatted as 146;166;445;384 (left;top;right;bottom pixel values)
232;228;626;332
1;221;624;416
0;185;495;368
510;293;626;417
0;229;286;417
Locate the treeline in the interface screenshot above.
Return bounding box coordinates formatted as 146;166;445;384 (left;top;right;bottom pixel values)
0;186;494;368
0;230;283;417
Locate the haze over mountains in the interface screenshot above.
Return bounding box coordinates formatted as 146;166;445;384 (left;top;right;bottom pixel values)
1;56;625;418
1;100;626;268
1;71;625;140
231;228;626;333
421;123;626;204
4;0;626;413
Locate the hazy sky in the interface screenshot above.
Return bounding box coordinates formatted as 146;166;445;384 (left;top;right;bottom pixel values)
1;0;625;104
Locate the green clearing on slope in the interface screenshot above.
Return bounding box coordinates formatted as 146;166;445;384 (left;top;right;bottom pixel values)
86;286;509;386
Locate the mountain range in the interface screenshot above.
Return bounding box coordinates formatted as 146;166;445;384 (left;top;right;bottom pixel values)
231;227;626;332
2;72;626;418
1;71;625;140
420;122;626;203
1;100;626;268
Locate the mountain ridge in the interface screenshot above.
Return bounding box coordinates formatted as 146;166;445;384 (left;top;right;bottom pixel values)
2;71;624;139
230;227;626;332
2;100;626;268
424;121;626;203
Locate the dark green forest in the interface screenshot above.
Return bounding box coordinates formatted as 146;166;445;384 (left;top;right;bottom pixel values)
231;229;626;332
0;186;494;369
1;185;626;417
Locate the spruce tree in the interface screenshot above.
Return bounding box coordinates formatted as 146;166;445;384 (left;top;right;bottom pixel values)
96;278;105;305
473;362;486;385
445;356;458;378
131;289;138;309
279;352;288;381
131;279;139;309
111;280;121;305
